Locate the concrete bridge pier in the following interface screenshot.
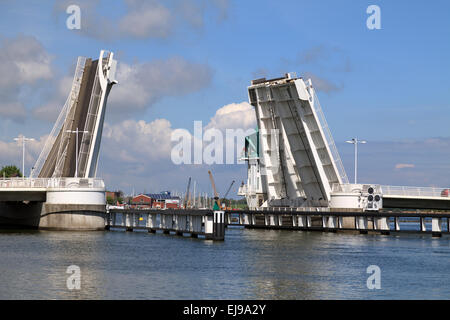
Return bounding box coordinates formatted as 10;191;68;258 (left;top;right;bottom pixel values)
0;178;106;230
38;183;106;231
432;218;442;237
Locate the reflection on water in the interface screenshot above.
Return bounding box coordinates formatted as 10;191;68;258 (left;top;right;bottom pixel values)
0;227;449;299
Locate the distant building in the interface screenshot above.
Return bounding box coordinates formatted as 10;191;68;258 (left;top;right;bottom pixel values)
106;191;124;205
130;194;152;209
148;191;181;209
130;191;180;209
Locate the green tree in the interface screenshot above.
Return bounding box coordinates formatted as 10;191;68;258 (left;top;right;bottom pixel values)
106;196;115;205
0;165;22;178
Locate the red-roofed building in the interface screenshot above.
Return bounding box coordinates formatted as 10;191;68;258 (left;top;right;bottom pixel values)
131;194;152;209
129;192;181;209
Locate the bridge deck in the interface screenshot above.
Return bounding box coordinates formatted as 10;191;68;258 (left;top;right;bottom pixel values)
0;178;105;202
0;189;46;202
382;196;450;210
225;209;450;237
381;185;450;210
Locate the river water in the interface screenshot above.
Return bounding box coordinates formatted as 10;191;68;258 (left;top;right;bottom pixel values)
0;227;448;300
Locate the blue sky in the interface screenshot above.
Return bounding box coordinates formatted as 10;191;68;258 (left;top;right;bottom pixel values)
0;0;449;195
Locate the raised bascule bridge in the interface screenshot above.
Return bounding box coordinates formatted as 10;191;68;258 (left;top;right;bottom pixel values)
0;50;117;230
237;73;450;234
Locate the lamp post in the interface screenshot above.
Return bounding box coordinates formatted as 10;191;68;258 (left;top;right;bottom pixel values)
346;138;366;184
66;128;88;178
14;136;35;179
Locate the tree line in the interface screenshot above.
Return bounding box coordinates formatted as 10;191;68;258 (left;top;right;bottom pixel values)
0;165;22;178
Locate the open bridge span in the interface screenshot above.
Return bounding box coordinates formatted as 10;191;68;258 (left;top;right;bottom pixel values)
0;50;117;230
240;73;450;212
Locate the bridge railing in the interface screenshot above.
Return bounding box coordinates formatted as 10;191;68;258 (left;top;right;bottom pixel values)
0;177;105;189
331;183;450;198
380;185;449;198
310;87;349;184
331;183;364;193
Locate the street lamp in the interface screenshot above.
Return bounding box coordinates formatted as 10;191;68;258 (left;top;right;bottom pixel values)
14;136;35;179
66;128;88;178
346;138;366;184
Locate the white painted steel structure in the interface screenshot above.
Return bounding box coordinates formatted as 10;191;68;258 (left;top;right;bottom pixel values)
31;50;117;179
247;74;348;208
66;128;89;178
241;73;450;211
79;51;117;178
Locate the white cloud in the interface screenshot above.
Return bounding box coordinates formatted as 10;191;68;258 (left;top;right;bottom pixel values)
108;57;213;114
103;118;179;163
54;0;230;41
205;102;256;131
119;1;173;38
98;110;248;194
102;101;255;166
31;56;212;122
0;35;53;121
203;102;256;165
395;163;415;169
0;35;52;88
33;76;73;122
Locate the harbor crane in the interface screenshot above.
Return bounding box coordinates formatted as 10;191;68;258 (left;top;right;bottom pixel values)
221;180;235;209
208;170;220;209
184;177;191;209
